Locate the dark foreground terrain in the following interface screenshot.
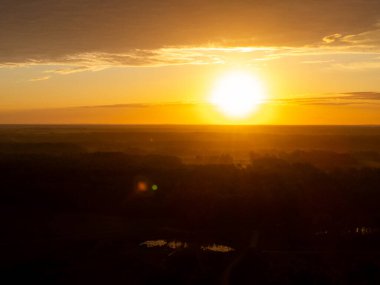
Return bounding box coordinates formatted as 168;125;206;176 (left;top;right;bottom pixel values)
0;125;379;284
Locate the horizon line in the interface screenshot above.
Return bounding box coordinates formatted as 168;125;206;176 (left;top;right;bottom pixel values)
1;124;380;127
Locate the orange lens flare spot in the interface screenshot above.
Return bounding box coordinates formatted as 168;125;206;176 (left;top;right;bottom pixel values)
136;181;148;192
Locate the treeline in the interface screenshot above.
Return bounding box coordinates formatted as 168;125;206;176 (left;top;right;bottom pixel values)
1;151;379;248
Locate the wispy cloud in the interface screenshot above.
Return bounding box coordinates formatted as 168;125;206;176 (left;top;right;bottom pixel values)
79;103;149;109
330;61;380;71
78;102;198;109
301;60;335;64
323;34;343;44
344;92;380;100
321;21;380;48
57;93;380;110
5;43;377;77
29;76;51;82
273;92;380;106
45;66;105;75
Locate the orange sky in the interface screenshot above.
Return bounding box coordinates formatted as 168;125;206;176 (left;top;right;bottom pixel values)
0;1;380;124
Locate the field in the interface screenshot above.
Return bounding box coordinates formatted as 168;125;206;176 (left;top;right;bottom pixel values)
0;125;379;284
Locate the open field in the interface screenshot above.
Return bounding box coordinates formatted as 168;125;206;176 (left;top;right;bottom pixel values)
0;125;379;284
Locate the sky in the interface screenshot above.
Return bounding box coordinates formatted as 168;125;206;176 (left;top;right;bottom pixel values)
0;0;380;124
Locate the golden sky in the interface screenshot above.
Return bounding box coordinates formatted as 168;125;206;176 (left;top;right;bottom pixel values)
1;0;380;124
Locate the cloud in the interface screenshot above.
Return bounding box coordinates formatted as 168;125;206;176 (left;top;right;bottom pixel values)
29;76;51;82
45;66;103;75
301;60;335;64
323;34;343;44
6;41;379;82
79;103;149;109
2;47;278;73
321;21;380;48
344;92;380;100
79;102;198;109
330;61;380;70
0;0;379;82
340;25;380;46
1;0;380;68
64;93;380;109
274;92;380;106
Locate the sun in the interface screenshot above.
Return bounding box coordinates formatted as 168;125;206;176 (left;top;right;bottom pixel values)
210;71;266;118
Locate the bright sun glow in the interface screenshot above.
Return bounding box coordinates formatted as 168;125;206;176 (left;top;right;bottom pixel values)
210;71;266;118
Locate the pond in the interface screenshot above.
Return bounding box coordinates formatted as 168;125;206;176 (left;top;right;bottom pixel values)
140;239;235;253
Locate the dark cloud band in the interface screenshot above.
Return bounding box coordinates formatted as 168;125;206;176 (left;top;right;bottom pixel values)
1;0;380;65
